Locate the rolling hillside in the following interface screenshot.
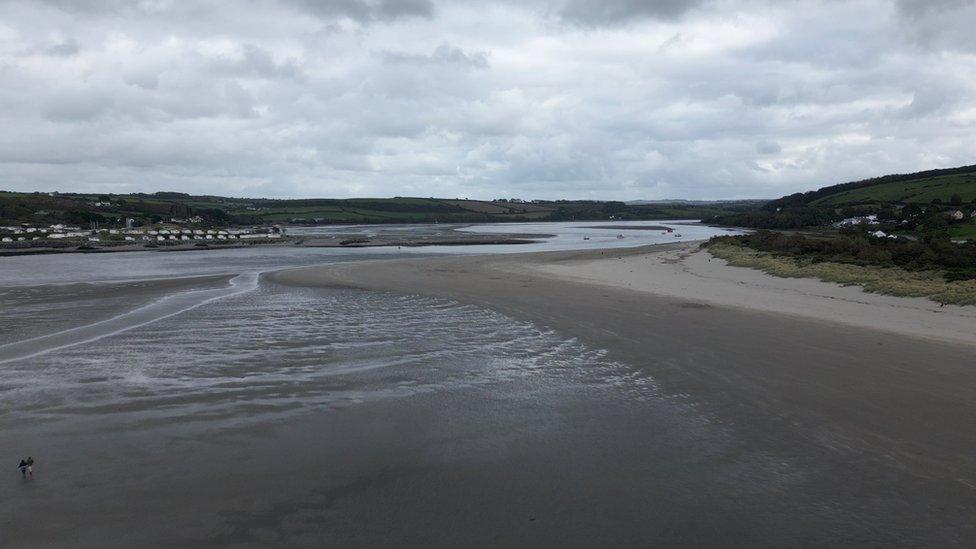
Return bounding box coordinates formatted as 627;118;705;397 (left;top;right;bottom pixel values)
810;171;976;206
0;192;761;227
768;164;976;210
709;163;976;230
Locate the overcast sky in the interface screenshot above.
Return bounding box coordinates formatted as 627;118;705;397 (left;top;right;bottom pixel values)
1;0;974;200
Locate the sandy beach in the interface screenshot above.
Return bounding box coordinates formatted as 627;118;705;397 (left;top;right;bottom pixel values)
537;242;976;345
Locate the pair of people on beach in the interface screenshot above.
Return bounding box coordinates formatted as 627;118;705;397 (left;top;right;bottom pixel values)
17;457;34;479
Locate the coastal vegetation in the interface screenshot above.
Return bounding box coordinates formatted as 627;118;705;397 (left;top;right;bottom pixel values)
702;164;976;304
706;231;976;305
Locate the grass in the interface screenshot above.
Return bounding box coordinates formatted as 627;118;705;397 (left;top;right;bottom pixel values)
948;223;976;241
810;172;976;206
707;240;976;306
260;211;367;221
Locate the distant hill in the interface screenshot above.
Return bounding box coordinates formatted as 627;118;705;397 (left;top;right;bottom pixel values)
765;164;976;210
0;192;761;227
709;164;976;229
627;199;767;207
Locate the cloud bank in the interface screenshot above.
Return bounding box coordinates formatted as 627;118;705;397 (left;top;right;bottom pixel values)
0;0;974;199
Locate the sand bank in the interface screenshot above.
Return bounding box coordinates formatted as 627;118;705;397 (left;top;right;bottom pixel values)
532;241;976;346
270;243;976;543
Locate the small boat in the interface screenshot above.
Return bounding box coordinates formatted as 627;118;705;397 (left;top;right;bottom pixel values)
583;236;590;240
616;234;624;239
673;233;682;237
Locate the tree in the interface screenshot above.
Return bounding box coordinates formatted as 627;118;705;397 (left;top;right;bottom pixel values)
950;193;963;206
902;203;923;218
64;211;106;225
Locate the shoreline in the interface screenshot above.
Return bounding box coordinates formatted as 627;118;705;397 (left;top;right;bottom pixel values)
0;233;546;257
271;241;976;346
535;241;976;346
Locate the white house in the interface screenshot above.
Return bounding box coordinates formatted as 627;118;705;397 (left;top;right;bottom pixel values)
836;214;879;227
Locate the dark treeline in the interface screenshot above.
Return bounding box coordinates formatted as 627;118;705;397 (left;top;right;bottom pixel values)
709;230;976;281
252;198;468;214
708;206;840;229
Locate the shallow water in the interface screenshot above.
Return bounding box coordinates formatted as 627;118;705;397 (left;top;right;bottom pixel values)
1;221;703;422
0;282;658;433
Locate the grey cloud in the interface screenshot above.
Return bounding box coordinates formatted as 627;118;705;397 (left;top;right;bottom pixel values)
895;0;974;17
43;40;80;57
756;141;782;155
288;0;434;22
42;92;114;122
555;0;706;25
380;44;488;69
894;0;976;51
210;44;305;81
123;68;159;90
899;80;969;118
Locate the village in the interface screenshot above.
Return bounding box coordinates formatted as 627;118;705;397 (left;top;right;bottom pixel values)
0;218;285;248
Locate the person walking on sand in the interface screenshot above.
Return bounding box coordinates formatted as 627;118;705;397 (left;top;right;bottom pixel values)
18;459;27;479
26;456;33;478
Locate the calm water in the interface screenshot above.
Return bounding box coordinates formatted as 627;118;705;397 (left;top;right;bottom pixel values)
0;220;737;285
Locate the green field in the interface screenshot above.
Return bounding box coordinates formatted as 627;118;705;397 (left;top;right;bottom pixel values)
948;223;976;241
810;172;976;206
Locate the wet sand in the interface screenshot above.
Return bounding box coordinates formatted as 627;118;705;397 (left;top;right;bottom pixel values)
4;243;976;546
0;274;233;344
272;243;976;544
